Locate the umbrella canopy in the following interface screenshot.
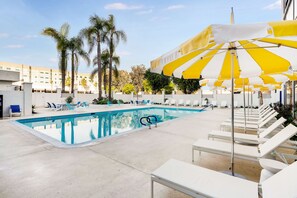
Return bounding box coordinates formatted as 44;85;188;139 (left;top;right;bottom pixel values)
151;20;297;80
150;18;297;176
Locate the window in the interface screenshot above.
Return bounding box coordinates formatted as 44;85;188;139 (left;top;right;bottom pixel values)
6;67;11;70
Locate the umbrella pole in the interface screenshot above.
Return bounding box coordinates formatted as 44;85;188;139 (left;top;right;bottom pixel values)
243;81;246;133
247;87;250;119
230;48;235;176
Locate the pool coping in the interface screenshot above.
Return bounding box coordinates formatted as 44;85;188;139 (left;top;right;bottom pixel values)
12;106;205;148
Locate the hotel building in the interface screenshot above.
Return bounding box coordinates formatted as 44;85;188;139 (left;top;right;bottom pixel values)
0;62;97;92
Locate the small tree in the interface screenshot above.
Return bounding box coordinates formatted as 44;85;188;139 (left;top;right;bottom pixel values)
122;83;135;94
65;76;71;88
144;69;170;94
172;77;201;94
164;81;175;94
81;77;88;92
143;79;152;94
130;65;146;101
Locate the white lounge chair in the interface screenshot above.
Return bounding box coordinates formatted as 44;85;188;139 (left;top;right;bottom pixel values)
201;100;207;107
164;100;169;105
235;106;272;118
192;100;199;107
234;108;274;120
209;117;286;144
185;100;191;106
211;100;217;107
170;99;176;106
151;158;297;198
177;99;184;106
225;110;277;124
192;124;297;162
220;112;279;131
234;101;238;108
220;100;227;108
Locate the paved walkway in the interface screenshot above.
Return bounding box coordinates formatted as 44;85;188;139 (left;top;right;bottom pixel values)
0;106;262;198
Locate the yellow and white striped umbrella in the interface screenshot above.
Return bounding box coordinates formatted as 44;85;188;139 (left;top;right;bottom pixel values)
151;20;297;80
201;79;282;92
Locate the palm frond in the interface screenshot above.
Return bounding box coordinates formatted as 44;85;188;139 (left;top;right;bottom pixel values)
60;23;70;37
90;68;98;79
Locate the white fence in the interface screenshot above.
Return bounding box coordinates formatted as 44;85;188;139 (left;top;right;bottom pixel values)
30;90;280;109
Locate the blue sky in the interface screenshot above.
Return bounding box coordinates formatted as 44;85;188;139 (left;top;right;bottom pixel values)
0;0;283;73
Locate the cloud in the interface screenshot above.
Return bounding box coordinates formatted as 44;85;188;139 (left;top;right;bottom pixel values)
104;3;143;10
149;16;169;22
23;34;39;39
264;0;281;10
136;9;153;15
0;33;9;38
5;44;24;49
166;4;185;10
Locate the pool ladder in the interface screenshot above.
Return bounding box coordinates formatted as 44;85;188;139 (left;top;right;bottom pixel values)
140;115;158;129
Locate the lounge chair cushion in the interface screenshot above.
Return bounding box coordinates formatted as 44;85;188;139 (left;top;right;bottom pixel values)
193;139;260;158
152;159;258;198
10;105;21;113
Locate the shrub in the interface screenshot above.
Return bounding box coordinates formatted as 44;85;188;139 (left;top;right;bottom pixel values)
273;103;297;140
65;96;73;104
92;98;124;105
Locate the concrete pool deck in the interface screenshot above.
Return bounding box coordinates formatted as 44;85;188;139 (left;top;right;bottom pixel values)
1;106;263;197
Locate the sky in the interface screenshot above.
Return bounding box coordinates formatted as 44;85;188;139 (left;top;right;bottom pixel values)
0;0;283;73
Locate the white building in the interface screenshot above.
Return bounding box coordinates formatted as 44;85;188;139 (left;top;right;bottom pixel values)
0;62;97;93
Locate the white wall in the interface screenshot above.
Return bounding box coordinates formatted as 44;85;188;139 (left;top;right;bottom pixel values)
31;91;277;108
0;90;23;117
32;92;62;107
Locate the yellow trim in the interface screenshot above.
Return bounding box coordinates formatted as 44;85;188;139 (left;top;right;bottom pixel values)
238;40;291;74
150;57;161;70
258;38;297;49
182;44;224;79
218;50;240;80
269;20;297;37
163;43;216;76
180;26;213;55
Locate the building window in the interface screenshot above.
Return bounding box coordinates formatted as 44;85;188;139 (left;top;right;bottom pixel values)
6;67;11;70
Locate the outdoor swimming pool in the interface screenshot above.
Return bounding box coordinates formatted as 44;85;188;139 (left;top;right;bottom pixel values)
16;107;202;146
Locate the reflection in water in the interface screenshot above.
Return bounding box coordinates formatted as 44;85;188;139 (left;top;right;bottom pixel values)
24;108;198;145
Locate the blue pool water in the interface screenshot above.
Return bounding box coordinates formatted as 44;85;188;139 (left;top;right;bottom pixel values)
17;107;202;145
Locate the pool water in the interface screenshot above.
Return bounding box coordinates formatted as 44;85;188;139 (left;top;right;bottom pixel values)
17;107;201;145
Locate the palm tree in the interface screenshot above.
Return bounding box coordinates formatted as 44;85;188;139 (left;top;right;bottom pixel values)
91;49;120;94
80;15;108;99
105;14;127;101
42;23;70;92
68;36;91;93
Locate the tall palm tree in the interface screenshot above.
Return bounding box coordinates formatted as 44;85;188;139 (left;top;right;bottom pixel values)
80;15;108;99
91;49;120;94
42;23;70;92
105;14;127;101
68;36;91;93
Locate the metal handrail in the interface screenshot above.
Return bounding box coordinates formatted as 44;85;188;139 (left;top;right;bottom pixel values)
140;115;158;129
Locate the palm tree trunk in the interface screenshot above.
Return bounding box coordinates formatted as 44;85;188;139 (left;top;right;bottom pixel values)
97;37;102;99
61;50;66;93
108;37;113;101
71;52;75;94
103;68;107;94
